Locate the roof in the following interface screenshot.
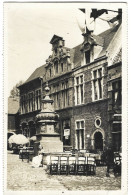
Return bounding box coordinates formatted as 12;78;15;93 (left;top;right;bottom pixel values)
25;64;46;84
70;24;120;68
112;48;122;65
8;97;19;114
71;44;82;68
98;24;120;57
92;35;104;47
22;24;120;86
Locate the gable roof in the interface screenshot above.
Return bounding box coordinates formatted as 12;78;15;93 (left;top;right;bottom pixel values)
8;97;19;115
98;24;120;57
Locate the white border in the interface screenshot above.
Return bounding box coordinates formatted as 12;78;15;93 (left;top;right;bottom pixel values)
2;1;128;195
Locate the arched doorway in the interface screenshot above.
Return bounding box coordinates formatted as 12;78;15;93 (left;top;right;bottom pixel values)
94;131;103;150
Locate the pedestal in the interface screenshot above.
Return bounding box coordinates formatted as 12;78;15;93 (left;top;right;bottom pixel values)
39;134;63;153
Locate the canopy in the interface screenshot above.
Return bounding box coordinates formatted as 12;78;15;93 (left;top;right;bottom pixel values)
8;134;18;144
8;134;29;145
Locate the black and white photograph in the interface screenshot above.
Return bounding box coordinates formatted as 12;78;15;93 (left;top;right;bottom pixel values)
3;2;128;194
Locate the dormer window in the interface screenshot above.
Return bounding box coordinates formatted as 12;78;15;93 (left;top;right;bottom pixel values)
85;50;90;64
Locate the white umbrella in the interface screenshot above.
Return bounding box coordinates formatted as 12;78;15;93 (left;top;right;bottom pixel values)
9;134;29;145
8;134;18;144
14;134;29;145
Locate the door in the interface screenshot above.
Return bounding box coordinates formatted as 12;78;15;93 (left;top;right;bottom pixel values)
94;132;103;150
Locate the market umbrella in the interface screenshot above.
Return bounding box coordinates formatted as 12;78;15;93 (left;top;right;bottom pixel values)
11;134;29;145
30;136;37;141
8;134;18;144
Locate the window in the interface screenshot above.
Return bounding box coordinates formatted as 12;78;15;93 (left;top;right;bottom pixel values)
53;84;60;109
76;120;85;149
85;50;90;64
49;68;51;77
112;80;121;110
28;92;33;112
61;63;63;72
61;82;65;108
35;89;41;110
56;92;59;108
95;117;101;128
54;61;58;74
65;81;69;107
75;75;84;105
21;96;24;114
21;94;27;114
55;48;57;55
92;68;103;101
61;81;69;108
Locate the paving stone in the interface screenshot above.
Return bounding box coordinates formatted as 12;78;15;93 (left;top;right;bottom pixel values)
7;151;121;191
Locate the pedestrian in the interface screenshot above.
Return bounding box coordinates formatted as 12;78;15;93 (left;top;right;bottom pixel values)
31;154;43;168
38;144;43;154
106;146;114;177
31;145;43;168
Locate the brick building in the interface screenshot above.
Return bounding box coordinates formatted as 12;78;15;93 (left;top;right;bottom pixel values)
18;20;122;152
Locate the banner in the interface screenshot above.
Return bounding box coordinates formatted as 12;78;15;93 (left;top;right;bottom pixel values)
64;129;70;136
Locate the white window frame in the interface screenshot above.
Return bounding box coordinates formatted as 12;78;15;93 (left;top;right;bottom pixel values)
75;119;85;150
92;66;103;101
74;74;84;105
21;94;27;114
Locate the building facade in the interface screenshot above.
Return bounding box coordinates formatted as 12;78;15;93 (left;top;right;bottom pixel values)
8;97;20;139
18;21;122;152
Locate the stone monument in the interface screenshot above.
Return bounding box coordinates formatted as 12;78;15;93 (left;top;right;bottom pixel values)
35;83;63;153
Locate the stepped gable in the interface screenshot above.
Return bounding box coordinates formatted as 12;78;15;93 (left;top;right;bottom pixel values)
21;24;120;85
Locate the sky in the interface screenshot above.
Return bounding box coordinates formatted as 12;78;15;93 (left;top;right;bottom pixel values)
4;3;119;96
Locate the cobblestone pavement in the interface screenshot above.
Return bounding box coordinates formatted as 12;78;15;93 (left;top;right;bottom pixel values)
7;151;121;191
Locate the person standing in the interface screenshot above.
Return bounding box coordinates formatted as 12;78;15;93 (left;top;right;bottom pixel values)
106;147;114;177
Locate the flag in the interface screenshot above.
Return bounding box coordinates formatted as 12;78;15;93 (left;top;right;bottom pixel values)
76;16;85;33
79;9;85;13
75;9;85;33
90;9;108;20
79;9;96;32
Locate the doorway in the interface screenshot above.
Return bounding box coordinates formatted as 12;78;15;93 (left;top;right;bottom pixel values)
94;131;103;150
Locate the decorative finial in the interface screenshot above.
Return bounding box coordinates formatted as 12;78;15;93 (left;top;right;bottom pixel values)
44;82;50;97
